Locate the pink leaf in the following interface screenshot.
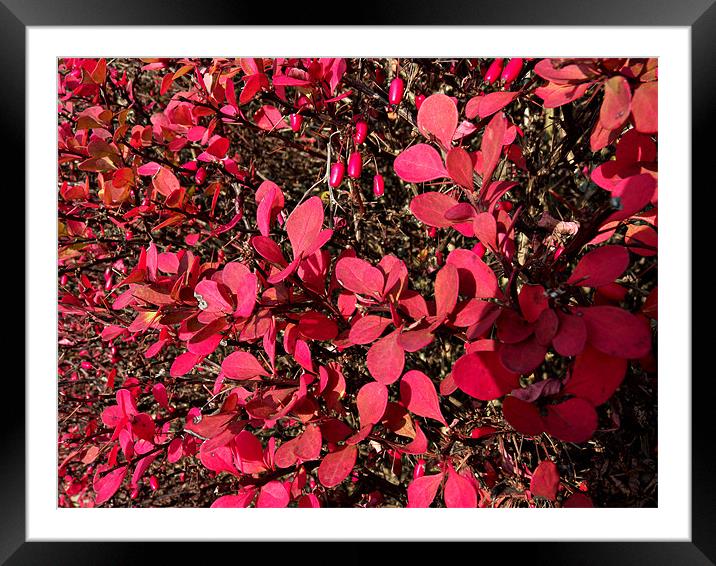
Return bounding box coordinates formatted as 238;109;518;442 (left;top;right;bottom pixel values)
434;263;459;324
335;257;384;297
407;473;444;508
318;445;357;488
349;315;392;345
400;370;447;425
530;460;560;500
93;466;127;504
567;245;630;288
356;381;389;427
599;76;631;131
445;248;500;299
409;191;459;228
394;144;448;183
256;481;290;508
298;312;338;341
445;147;474;190
480;112;507;189
443;467;477;508
452;351;518;400
222;351;269;380
417;93;458;149
366;330;405;385
286;196;324;259
631;82;657;134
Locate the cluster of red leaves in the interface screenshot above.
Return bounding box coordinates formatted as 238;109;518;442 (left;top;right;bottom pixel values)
58;57;657;509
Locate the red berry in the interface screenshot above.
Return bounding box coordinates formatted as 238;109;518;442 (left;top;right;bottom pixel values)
289;113;303;132
347;152;363;179
60;274;68;286
415;94;426;110
484;58;504;85
373;174;384;197
496;201;513;212
353;120;368;145
329;162;345;187
149;475;159;491
428;227;438;238
388;77;404;105
500;58;524;87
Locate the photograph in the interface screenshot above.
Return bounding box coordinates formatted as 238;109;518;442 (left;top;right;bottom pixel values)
56;56;659;509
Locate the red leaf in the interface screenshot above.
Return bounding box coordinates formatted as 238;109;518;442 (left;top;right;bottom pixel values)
298;312;338;341
434;263;459;324
398;328;435;352
356;381;389;427
518;284;548;323
530;460;560;500
294;425;322;461
444;466;477;508
93;465;127;504
452;351;519;400
564;492;594;508
335;257;384;297
503;396;545;436
222;262;257;318
552;312;588;357
578;306;652;359
606;173;656;223
543;397;598;443
251;236;287;266
256;481;290;508
349;315;392;345
409;191;459;228
599;76;631;131
394;144;448;183
407;473;444;508
170;352;202;377
480;112;507;188
211;489;257;508
465;91;518;120
472;212;498;251
400;370;447;425
366;331;405;385
417;93;458;149
152;167;180;197
255;181;284;237
498;337;547;374
631;82;657;134
563;345;628;406
567;245;630;288
286;196;324;259
445;147;474;190
254;104;289;130
222;351;269;380
318;445;357;488
446;248;500;299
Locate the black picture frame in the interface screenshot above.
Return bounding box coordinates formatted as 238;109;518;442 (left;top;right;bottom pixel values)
7;1;708;563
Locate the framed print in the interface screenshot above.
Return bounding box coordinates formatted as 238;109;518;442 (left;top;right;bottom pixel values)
7;0;710;563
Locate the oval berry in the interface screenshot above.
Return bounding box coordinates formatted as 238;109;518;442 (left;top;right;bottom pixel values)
348;152;363;179
329;161;345;187
388;77;404;105
373;174;385;196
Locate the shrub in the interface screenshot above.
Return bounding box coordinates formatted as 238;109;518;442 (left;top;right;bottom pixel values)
58;57;657;508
